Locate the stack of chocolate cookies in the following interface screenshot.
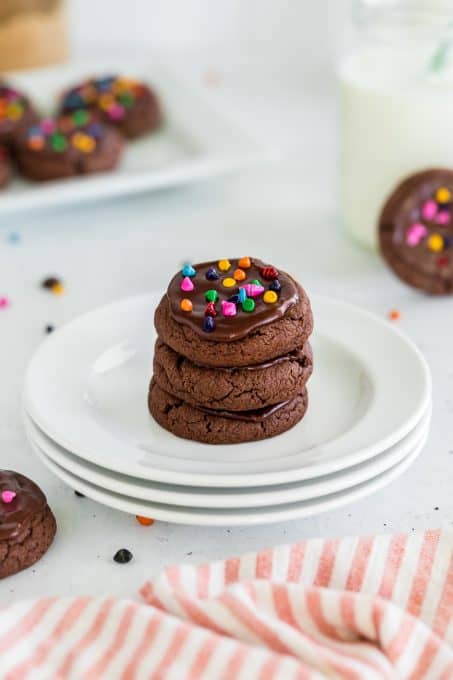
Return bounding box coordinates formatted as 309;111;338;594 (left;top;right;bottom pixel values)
149;258;314;444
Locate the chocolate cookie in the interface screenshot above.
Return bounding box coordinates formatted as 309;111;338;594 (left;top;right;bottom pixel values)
59;75;162;139
15;110;124;181
379;168;453;295
0;82;38;147
0;146;11;188
153;339;313;411
154;258;313;367
0;471;56;579
149;380;309;445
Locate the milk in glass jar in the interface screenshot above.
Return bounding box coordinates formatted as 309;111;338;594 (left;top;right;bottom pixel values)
340;0;453;249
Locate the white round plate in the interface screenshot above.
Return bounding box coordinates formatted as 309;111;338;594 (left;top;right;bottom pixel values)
23;293;431;487
25;406;431;508
31;434;427;526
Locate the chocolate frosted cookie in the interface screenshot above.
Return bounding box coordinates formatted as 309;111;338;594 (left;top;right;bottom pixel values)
15;110;124;181
0;146;11;188
149;380;309;445
153;339;313;411
379;168;453;295
0;83;38;147
154;258;313;367
0;471;56;579
60;75;162;139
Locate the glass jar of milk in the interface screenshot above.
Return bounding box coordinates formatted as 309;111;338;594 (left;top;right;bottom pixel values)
340;0;453;249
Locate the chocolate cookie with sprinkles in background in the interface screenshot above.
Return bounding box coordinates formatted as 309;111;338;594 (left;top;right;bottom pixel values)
0;82;38;148
150;258;314;444
379;168;453;295
15;109;124;181
0;471;56;579
59;75;162;139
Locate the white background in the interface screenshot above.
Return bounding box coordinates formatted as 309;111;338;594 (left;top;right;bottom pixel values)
1;0;451;604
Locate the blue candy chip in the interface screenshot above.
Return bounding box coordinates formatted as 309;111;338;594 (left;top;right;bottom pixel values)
206;267;219;281
228;294;240;304
269;279;281;292
85;122;103;139
238;288;247;303
181;264;196;277
203;316;216;332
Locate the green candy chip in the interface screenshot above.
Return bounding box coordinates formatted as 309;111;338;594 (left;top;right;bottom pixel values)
72;109;90;126
118;92;134;107
250;279;262;286
51;133;68;152
205;289;219;302
242;298;255;312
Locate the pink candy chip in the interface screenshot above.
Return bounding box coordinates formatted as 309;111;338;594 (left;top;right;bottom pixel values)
406;223;427;247
244;284;264;297
180;276;194;292
422;200;438;221
436;211;451;225
221;301;236;317
40;118;57;135
0;297;10;309
1;490;16;504
107;104;125;121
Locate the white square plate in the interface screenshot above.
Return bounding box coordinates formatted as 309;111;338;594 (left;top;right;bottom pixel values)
0;58;266;215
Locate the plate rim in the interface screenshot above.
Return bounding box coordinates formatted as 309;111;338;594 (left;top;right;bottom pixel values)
24;405;431;508
23;292;432;487
30;433;427;527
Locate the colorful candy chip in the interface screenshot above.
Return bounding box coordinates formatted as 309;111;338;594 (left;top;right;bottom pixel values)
406;223;428;247
422;200;438;221
222;277;236;288
203;315;216;332
72;109;90;126
72;131;96;153
244;283;264;297
221;301;237;317
242;298;255;312
205;302;217;316
263;290;278;304
206;267;219;281
181;264;196;277
205;289;218;302
238;257;251;269
238;288;247;303
260;266;279;280
180;298;193;312
427;233;444;252
233;268;246;281
180;276;194;292
269;279;281;292
136;515;154;526
436;187;451;204
218;259;231;272
51;133;68;152
1;490;16;503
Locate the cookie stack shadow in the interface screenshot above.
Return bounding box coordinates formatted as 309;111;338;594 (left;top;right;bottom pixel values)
149;259;314;445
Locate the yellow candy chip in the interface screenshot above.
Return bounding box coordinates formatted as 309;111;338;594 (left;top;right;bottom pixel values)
72;132;96;153
7;103;22;121
99;93;115;110
51;282;65;296
263;290;278;304
218;259;231;271
427;234;444;252
436;187;451;204
222;277;236;288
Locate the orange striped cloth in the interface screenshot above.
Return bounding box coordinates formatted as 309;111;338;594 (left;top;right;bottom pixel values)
1;529;453;678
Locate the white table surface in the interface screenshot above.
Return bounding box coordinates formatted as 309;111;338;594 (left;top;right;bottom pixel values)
0;50;451;605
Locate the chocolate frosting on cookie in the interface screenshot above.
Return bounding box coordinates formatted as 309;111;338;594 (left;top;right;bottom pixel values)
167;258;300;341
379;168;453;294
0;471;47;541
197;397;293;422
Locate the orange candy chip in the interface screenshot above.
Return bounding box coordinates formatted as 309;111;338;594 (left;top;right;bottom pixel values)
180;298;193;312
389;309;400;321
238;257;251;269
28;136;45;151
233;268;246;281
136;515;154;526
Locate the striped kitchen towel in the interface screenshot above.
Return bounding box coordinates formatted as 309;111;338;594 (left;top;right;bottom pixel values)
1;529;453;679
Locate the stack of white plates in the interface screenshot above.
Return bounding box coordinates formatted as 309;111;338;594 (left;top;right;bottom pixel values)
23;293;432;526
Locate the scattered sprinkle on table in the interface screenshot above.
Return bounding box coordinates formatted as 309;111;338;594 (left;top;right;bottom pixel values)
74;490;85;498
136;515;154;526
41;276;65;295
45;324;55;334
0;296;10;309
6;232;20;244
113;548;133;564
389;309;400;321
